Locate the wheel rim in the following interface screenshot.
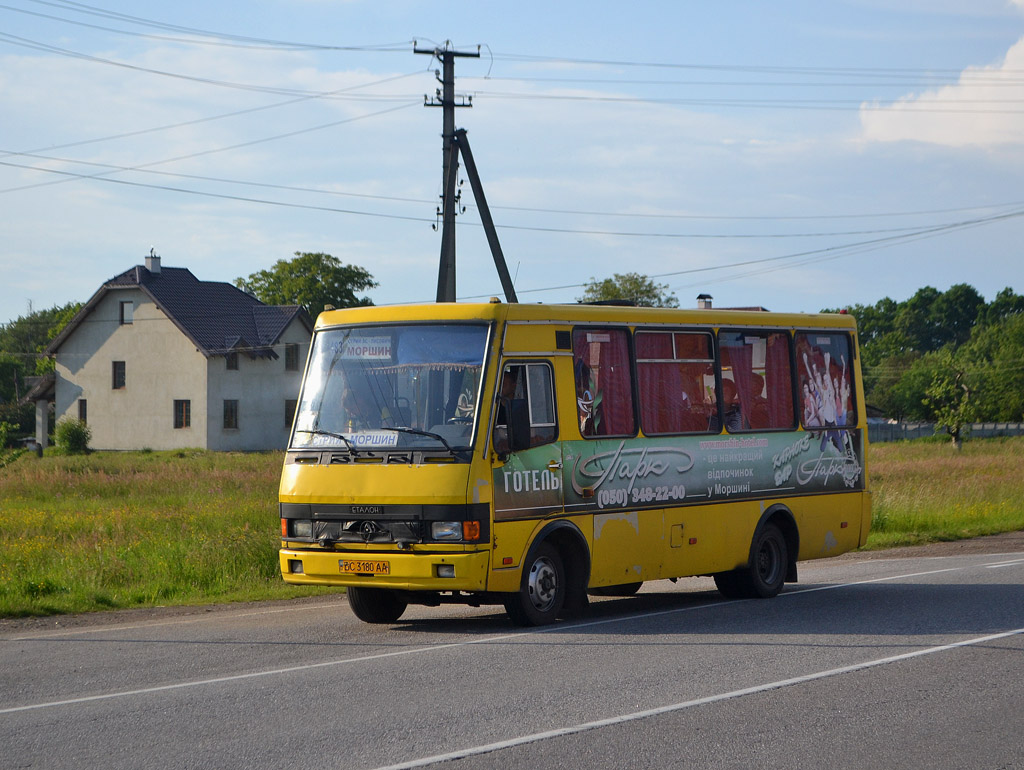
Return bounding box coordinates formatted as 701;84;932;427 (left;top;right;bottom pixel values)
527;555;559;612
756;536;783;585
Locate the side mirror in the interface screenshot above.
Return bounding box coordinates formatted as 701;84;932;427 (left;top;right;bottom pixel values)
493;426;510;462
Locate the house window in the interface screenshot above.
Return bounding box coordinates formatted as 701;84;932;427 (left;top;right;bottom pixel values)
119;301;133;325
285;399;298;429
285;343;300;371
173;400;191;429
226;352;239;370
78;399;87;424
223;399;239;430
112;361;126;389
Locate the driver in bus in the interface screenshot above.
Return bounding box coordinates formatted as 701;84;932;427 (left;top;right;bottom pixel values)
343;382;393;431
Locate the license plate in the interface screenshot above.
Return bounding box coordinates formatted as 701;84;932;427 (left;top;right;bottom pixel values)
339;559;390;575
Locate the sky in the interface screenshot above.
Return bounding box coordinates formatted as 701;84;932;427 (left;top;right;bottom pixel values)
3;0;1024;327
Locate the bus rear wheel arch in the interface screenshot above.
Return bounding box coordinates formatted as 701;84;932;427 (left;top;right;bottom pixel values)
714;513;796;600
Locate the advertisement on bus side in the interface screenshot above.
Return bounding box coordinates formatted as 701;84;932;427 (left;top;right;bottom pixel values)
493;429;864;520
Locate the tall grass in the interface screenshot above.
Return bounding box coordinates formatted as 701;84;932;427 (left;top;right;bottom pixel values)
0;450;340;617
1;439;1022;617
866;436;1024;548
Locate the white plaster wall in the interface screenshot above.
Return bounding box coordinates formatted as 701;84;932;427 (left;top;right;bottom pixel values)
54;290;209;450
205;318;310;451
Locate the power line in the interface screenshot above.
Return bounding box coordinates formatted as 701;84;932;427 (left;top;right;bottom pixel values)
1;71;423;162
470;89;1024;114
488;51;1024;79
0;157;438;223
21;0;411;51
451;210;1023;302
10;145;1024;232
0;31;419;98
0;101;421;196
6;151;1024;244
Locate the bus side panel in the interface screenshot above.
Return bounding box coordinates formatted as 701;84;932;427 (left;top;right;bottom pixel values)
590;509;663;586
860;490;873;547
659;501;757;577
792;491;865;560
487;519;540;592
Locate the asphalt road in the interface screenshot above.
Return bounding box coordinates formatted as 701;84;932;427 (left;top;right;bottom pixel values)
2;544;1023;770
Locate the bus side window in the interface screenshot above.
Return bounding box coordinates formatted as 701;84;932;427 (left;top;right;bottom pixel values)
493;362;557;455
718;330;795;432
636;330;715;434
795;332;854;430
572;328;635;437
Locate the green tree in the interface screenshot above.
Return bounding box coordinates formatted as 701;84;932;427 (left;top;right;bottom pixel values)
235;252;377;318
930;283;985;348
979;287;1024;326
0;352;25;403
964;313;1024;421
863;350;921;420
894;286;942;352
0;302;82;375
578;272;678;307
924;347;977;448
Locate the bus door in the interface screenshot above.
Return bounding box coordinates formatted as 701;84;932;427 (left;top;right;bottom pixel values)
491;360;563;522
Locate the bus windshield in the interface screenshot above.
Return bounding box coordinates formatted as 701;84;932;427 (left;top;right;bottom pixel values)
290;323;489;451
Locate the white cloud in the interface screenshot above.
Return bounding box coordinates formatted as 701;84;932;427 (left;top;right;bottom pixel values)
860;36;1024;147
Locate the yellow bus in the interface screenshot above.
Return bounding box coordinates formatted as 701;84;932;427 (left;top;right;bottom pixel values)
279;300;870;625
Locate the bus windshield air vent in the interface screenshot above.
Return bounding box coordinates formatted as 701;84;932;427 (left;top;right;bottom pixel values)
353;455;385;464
385;453;414;464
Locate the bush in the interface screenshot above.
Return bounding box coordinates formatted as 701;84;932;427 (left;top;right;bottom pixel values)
55;418;92;454
0;421;14;449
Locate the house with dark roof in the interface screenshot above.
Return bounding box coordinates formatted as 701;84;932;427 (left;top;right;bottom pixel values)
44;253;312;450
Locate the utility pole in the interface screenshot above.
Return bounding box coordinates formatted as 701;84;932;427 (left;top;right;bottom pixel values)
414;42;479;302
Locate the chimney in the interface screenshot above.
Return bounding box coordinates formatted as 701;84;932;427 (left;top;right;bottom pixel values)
146;247;161;275
697;293;713;310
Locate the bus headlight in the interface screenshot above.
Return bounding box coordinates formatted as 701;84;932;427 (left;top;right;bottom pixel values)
292;519;313;538
431;521;462;541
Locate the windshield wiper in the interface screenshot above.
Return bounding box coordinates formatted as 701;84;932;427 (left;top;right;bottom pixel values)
293;428;360;454
387;426;456;455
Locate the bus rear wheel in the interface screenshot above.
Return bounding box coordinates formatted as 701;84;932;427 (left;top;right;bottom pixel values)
347;587;408;624
714;523;787;600
504;542;565;626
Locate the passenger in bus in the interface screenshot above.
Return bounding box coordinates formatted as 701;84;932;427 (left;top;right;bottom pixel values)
721;378;746;432
748;373;770;429
679;373;708;432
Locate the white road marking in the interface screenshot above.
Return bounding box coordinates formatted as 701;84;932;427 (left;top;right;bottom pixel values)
371;627;1024;770
0;555;1017;716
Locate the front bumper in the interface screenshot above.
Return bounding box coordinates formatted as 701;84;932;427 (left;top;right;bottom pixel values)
279;547;491;592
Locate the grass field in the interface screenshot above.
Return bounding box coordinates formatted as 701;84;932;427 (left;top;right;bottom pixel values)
1;438;1023;617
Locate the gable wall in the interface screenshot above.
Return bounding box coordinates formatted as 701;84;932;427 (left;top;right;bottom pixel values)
54;290;209;450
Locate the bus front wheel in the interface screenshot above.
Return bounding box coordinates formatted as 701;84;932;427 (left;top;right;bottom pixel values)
504;542;565;626
714;523;787;600
347;587;408;624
